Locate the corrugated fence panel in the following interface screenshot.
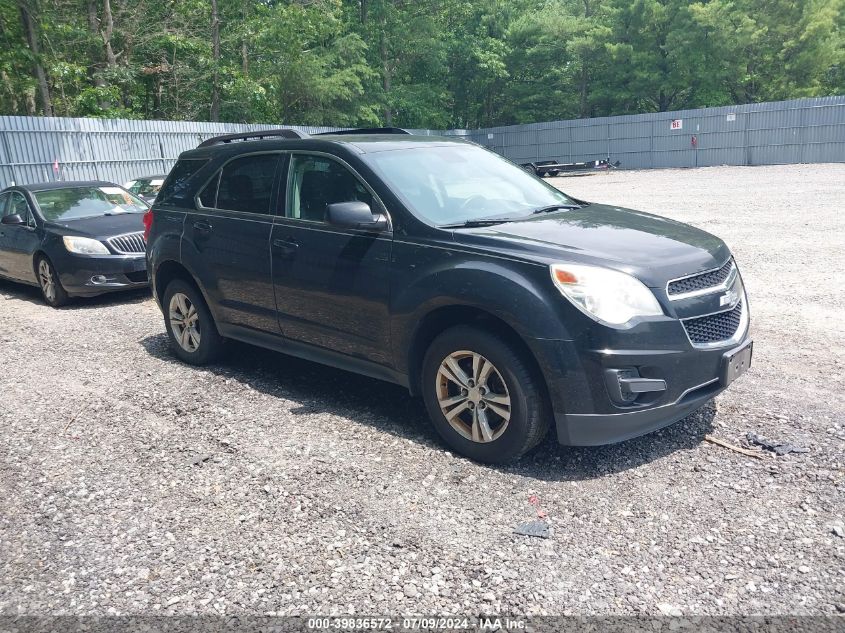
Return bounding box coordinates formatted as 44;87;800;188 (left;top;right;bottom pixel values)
0;117;346;188
472;96;845;170
0;95;843;188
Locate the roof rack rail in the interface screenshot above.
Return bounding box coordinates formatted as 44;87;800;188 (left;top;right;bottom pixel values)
197;129;309;148
315;127;412;136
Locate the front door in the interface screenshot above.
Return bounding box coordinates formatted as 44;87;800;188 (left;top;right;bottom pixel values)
271;153;393;366
0;191;40;282
182;152;284;335
0;192;11;279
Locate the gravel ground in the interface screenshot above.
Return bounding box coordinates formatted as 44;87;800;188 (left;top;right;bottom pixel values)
0;164;843;617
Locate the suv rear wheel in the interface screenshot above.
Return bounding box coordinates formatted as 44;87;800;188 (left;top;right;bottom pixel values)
163;279;225;365
421;326;549;463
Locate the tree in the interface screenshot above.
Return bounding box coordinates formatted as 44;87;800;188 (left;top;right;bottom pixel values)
690;0;845;103
0;0;840;125
18;1;52;115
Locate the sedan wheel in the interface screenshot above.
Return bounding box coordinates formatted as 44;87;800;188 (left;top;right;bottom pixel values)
35;256;69;307
435;350;511;443
38;259;55;302
169;292;201;353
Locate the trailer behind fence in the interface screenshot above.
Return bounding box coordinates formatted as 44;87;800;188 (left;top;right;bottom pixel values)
464;96;845;170
1;95;843;189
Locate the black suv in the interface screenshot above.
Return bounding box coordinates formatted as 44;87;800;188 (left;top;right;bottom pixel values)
145;128;752;463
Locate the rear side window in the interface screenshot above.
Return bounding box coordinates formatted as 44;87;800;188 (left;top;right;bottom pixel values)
198;172;220;208
214;154;280;214
157;158;209;207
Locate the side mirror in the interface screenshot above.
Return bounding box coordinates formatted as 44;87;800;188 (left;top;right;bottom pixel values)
326;201;388;232
0;213;24;226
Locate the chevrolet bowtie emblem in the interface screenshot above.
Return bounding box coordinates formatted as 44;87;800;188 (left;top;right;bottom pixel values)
720;289;739;306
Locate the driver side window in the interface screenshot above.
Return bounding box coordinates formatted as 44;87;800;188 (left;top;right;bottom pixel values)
5;192;34;227
287;155;373;223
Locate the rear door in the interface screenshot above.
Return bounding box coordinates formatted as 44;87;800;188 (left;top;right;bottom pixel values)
183;152;284;335
0;191;40;282
270;153;393;366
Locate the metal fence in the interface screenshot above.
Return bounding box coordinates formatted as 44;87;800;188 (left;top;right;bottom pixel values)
464;95;845;170
1;95;843;188
0;119;343;189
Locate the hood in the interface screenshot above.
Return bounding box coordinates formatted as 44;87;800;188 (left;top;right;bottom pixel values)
452;204;731;287
45;213;146;240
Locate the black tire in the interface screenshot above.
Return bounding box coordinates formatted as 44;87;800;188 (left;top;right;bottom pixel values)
162;278;225;365
421;325;550;463
35;255;69;307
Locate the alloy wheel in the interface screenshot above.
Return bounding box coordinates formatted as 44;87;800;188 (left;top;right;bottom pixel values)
435;350;511;443
38;259;55;302
169;292;201;353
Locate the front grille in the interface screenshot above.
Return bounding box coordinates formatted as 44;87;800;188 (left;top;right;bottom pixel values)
108;232;146;254
668;259;734;296
683;300;743;345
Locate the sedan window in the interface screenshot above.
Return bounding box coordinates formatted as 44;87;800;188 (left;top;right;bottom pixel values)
128;178;164;197
6;192;35;227
33;186;147;221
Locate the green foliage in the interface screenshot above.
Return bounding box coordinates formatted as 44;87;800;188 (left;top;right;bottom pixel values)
0;0;842;126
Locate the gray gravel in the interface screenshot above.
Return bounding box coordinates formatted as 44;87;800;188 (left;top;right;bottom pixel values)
1;164;843;616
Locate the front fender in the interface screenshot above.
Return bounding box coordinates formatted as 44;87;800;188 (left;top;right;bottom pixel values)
389;243;581;374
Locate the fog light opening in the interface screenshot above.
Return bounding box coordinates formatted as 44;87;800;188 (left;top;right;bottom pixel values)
605;368;667;406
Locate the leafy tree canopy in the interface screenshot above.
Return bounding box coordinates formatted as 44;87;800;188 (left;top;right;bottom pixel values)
1;0;842;127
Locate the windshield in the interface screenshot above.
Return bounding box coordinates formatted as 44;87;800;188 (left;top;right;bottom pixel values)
33;186;148;221
362;144;577;226
126;178;164;197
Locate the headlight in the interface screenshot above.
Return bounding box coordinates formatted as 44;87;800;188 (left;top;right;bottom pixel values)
63;236;110;255
550;263;663;327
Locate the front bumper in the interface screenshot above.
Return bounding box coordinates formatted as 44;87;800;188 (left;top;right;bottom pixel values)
58;254;148;297
558;373;724;445
529;329;752;446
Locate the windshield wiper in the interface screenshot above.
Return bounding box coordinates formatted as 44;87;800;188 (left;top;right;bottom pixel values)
529;203;583;215
437;218;513;229
439;218;517;228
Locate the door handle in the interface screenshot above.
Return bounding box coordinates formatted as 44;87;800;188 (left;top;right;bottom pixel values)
273;237;298;249
272;237;299;259
193;220;213;233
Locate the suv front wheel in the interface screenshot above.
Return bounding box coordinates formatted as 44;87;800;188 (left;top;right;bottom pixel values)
163;279;225;365
421;326;549;463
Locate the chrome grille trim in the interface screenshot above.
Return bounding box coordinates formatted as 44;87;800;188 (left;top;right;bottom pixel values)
667;258;736;300
107;232;146;255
